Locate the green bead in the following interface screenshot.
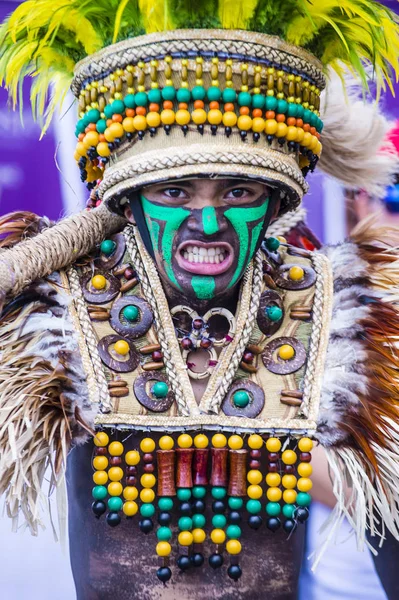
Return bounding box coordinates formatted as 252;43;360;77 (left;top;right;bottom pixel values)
158;497;174;511
238;91;252;107
192;86;206;101
246;499;261;514
177;88;191;103
226;524;241;539
104;105;114;119
92;485;107;500
252;94;265;109
162;86;176;101
287;103;298;117
207;87;222;102
222;88;237;103
211;486;226;499
296;104;304;118
318;118;324;133
233;390;250;408
177;488;192;501
100;239;116;256
265;96;278;111
192;486;206;499
124;94;136;108
276;99;288;114
111;100;125;114
228;497;243;510
303;108;312;124
310;112;318;127
140;503;155;517
266;502;281;516
108;496;123;511
148;89;162;104
282;504;295;519
96;119;107;134
76;119;86;134
296;492;311;507
157;526;172;541
266;236;280;251
178;516;193;531
87;108;101;123
152;381;169;399
123;305;139;322
266;306;283;322
135;92;148;107
192;514;206;528
212;514;227;528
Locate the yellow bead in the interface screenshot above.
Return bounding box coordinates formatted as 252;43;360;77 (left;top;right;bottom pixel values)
123;501;138;516
237;115;252;131
108;482;123;496
283;489;297;504
192;108;207;125
94;432;109;447
298;437;313;452
247;484;263;500
286;126;298;141
97;142;111;157
252;117;265;133
83;131;99;148
208;109;223;125
194;434;209;449
178;531;194;546
228;435;243;450
226;540;242;555
282;474;297;489
296;128;305;143
297;463;313;478
222;111;238;127
212;433;227;448
104;127;115;142
297;477;313;492
125;450;140;465
133;115;147;131
93;456;108;471
276;122;288;138
178;434;193;448
210;529;226;544
248;434;263;449
159;436;174;450
140;488;155;503
76;142;87;157
141;473;156;488
266;437;281;453
278;344;295;360
109;122;124;138
282;449;297;465
91;274;106;290
315;140;322;155
123;117;136;133
309;135;319;151
289;266;304;281
176;109;191;125
302;131;312;147
146;111;161;128
192;528;206;543
109;441;124;456
265;473;281;487
140;438;156;453
265;119;278;135
156;541;172;556
277;236;287;243
108;466;124;481
114;340;130;356
123;486;138;501
160;109;175;125
93;470;108;485
266;487;282;502
247;470;262;485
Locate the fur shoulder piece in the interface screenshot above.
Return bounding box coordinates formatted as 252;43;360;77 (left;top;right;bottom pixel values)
316;216;399;551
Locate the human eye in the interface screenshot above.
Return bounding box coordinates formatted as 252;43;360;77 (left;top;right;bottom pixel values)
224;187;255;201
163;188;189;199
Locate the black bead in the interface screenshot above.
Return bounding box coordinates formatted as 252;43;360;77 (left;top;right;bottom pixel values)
177;555;191;571
192;499;205;513
225;126;232;137
108;142;114;150
106;512;121;527
211;125;218;136
288;141;296;151
227;565;242;581
228;511;242;525
114;138;121;145
179;501;192;516
139;518;154;534
138;130;145;140
209;553;224;569
266;134;274;144
158;511;171;526
283;519;297;534
126;132;134;141
191;553;204;567
78;157;87;168
157;566;172;583
197;124;204;135
240;130;247;141
164;125;171;135
212;500;225;514
295;507;309;523
277;137;286;146
182;125;189;136
92;500;106;518
253;132;260;142
248;515;263;530
149;127;157;137
267;517;281;532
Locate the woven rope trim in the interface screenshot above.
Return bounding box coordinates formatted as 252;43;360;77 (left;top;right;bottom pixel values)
72;29;325;94
268;208;307;237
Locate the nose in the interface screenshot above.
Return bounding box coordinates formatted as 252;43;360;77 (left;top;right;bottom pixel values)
187;207;228;234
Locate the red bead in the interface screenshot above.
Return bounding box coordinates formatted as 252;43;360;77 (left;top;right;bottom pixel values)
126;466;137;475
300;452;312;462
249;460;261;469
262;262;274;274
268;462;278;472
181;337;193;350
152;350;163;361
242;351;254;364
124;267;136;280
192;318;204;330
250;449;261;459
144;463;155;473
268;453;279;462
143;453;154;463
200;337;212;349
95;447;108;456
110;456;122;465
284;465;295;474
126;476;137;486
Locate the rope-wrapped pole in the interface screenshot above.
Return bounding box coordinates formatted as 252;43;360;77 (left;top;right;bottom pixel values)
0;203;126;303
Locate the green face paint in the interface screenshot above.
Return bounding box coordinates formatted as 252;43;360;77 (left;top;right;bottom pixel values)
191;276;216;300
202;206;219;235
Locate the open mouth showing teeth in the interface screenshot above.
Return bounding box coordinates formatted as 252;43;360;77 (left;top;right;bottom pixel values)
182;245;227;264
176;241;234;275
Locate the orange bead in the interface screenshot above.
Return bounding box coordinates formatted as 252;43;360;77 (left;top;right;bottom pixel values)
179;102;188;109
265;110;275;119
136;106;146;115
125;108;135;117
78;133;85;141
276;114;286;123
303;123;311;132
239;106;250;115
149;103;160;112
224;103;235;112
296;118;304;128
163;100;173;110
99;134;106;142
252;108;263;118
88;123;97;131
209;101;220;110
112;114;123;122
286;117;296;126
194;100;205;109
106;119;113;126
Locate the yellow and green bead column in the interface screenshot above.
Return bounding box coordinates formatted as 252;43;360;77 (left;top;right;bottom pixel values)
176;434;196;570
156;435;175;584
265;437;283;531
123;449;140;520
246;434;265;530
92;431;110;519
295;437;313;523
209;433;229;570
139;437;156;534
190;434;209;567
106;439;126;526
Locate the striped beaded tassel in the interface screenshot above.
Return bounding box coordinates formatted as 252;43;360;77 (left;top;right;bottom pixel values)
209;433;228;570
176;434;196;569
226;435;247;581
156;436;176;583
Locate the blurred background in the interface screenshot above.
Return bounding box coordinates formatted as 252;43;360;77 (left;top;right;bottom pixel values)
1;0;399;598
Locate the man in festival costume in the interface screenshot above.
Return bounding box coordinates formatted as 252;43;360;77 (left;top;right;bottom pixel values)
1;2;399;598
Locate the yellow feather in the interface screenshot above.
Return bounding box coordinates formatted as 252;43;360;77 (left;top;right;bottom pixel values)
138;0;174;33
218;0;260;30
113;0;132;44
